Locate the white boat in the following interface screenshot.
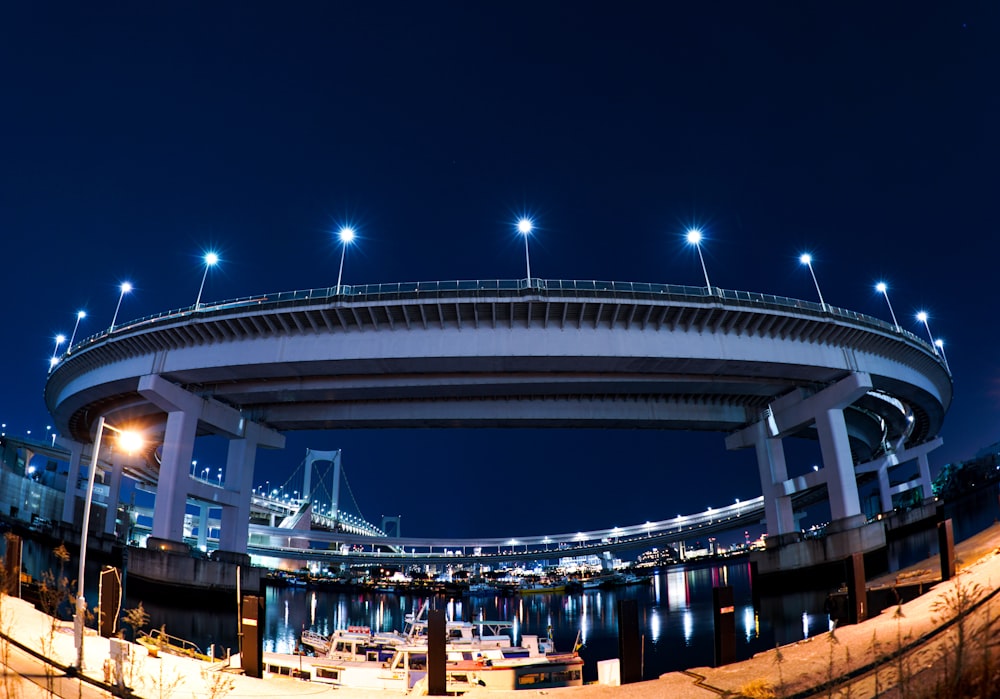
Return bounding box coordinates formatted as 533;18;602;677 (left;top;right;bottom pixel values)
269;603;582;691
299;626;406;660
262;634;583;691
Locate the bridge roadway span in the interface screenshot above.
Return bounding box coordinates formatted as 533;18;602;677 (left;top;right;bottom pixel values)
242;489;833;566
45;278;952;558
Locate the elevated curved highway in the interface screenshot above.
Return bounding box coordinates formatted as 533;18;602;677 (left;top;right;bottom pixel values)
44;278;952;552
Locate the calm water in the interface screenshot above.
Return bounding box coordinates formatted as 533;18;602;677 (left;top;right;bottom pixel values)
8;484;999;681
253;563;832;681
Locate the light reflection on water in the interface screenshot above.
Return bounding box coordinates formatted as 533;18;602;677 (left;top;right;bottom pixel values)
259;560;826;681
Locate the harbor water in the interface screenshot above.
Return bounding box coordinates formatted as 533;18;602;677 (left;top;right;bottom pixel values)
7;485;999;682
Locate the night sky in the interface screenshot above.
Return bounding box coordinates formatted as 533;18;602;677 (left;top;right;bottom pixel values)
2;4;997;539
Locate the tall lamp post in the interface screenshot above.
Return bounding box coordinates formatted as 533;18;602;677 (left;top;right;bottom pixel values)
517;218;533;285
875;282;900;331
686;229;713;294
75;417;141;670
798;254;827;311
108;282;133;333
67;310;86;354
935;339;951;372
335;227;356;295
916;311;938;353
194;252;220;310
49;334;66;371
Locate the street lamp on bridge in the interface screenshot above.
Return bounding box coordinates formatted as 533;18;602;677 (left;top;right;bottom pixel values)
798;254;827;311
875;282;900;332
49;334;66;370
935;339;951;372
67;310;86;354
916;311;938;353
194;251;220;310
516;218;534;285
108;282;133;333
685;229;713;294
75;416;142;671
335;226;356;295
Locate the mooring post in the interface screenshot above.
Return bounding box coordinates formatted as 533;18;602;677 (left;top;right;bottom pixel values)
713;585;736;666
240;595;264;678
845;552;866;624
427;608;447;695
938;518;956;581
617;598;642;684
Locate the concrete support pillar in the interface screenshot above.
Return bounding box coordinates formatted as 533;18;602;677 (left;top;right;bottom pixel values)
60;440;85;525
138;374;284;551
103;458;124;536
917;453;933;500
197;504;210;550
876;465;892;513
815;408;862;522
151;409;198;543
218;424;261;553
753;422;795;536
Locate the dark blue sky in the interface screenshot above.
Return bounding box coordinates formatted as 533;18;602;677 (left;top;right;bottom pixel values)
2;3;997;538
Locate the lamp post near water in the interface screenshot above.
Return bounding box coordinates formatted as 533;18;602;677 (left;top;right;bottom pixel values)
74;417;142;670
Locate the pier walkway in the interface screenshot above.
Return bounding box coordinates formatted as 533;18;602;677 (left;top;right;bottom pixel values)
3;524;1000;698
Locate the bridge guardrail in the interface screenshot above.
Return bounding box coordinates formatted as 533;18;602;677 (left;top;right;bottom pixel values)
64;278;938;362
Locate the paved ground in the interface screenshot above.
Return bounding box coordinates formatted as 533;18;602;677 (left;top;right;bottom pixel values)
3;521;1000;698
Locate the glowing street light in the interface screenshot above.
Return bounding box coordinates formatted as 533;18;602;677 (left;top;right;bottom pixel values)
516;218;534;284
108;282;132;333
194;252;220;310
49;334;66;370
935;339;951;372
686;229;713;293
75;416;142;670
798;254;827;310
335;226;356;295
67;311;86;354
875;282;900;331
916;311;938;352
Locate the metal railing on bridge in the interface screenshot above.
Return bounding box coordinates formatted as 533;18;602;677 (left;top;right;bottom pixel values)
63;277;934;360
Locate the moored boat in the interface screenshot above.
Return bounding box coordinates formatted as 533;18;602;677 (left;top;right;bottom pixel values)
270;602;582;691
